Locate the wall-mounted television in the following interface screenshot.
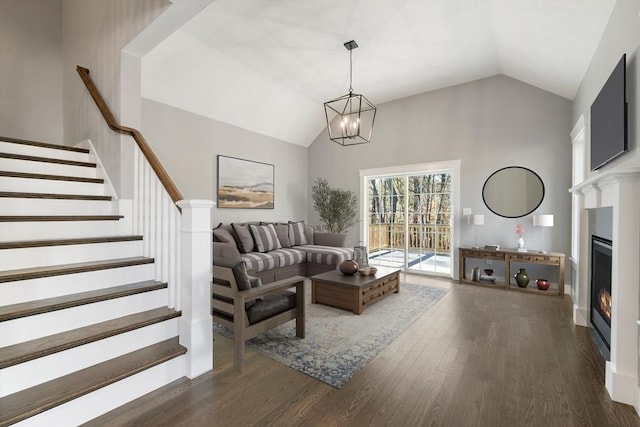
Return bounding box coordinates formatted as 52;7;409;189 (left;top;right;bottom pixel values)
590;54;628;171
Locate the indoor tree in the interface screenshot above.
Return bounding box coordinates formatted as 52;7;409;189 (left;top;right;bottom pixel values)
311;178;357;233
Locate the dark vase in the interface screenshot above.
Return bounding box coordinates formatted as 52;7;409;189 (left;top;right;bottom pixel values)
536;279;550;291
514;268;530;288
339;259;359;275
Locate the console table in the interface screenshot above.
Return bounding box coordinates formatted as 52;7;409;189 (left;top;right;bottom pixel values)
458;247;565;297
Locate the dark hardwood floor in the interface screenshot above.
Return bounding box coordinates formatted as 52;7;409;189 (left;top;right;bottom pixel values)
85;274;640;426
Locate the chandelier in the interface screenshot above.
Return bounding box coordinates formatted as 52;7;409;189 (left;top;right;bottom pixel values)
324;40;377;146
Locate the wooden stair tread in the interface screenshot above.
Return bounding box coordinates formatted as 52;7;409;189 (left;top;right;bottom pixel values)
0;215;123;222
0;337;185;426
0;280;167;322
0;152;96;168
0;257;154;283
0;136;89;154
0;307;181;369
0;191;111;201
0;170;103;183
0;235;142;250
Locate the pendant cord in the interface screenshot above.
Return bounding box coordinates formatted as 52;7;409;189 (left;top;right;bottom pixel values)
349;49;353;94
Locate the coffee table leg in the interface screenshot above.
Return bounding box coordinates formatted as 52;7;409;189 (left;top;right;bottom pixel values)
311;280;317;304
354;288;363;315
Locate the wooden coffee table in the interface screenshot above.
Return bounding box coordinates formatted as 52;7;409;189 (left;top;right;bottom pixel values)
311;266;401;315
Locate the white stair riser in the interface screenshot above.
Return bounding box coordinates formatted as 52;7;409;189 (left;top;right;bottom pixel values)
0;219;125;241
0;318;179;397
0;176;105;195
0;263;156;305
12;355;186;427
0;141;90;163
0;240;143;270
0;157;97;178
0;289;168;347
0;197;113;216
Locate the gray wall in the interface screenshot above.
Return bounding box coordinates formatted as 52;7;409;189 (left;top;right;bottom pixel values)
141;98;308;226
0;0;63;144
61;0;168;194
572;0;640;172
309;75;572;278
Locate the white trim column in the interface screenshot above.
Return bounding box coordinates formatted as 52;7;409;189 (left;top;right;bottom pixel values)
177;199;215;378
605;176;640;405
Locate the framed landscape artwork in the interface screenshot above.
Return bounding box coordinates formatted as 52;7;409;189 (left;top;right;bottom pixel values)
217;155;274;209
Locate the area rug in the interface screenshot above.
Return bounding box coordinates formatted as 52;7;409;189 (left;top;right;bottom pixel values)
213;282;448;388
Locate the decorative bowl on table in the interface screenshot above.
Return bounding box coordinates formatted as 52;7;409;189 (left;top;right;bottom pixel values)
358;267;377;276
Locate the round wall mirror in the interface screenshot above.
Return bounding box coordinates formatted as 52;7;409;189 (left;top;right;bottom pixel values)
482;166;544;218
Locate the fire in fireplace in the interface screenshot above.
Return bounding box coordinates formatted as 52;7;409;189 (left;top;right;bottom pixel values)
591;235;612;359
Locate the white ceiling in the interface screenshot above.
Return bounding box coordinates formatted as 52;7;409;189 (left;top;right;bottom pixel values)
142;0;616;147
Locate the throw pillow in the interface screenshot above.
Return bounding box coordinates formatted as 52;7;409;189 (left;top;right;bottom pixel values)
274;224;291;248
232;223;255;253
249;224;282;253
213;228;236;244
213;257;252;291
288;221;308;246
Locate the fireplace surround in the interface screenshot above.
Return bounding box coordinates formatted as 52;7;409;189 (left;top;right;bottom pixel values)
570;163;640;408
571;111;640;412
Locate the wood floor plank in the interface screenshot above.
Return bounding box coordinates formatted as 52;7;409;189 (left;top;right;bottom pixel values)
81;276;640;427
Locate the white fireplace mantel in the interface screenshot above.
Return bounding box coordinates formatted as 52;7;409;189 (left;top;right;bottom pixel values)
569;166;640;408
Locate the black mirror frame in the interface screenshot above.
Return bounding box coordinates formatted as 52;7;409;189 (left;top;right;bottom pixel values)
481;166;545;218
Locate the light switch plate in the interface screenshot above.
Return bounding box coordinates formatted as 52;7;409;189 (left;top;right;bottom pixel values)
463;208;472;216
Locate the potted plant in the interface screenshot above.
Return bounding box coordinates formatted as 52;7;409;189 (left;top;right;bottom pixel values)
311;178;357;246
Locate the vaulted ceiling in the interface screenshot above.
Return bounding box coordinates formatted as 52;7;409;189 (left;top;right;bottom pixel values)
142;0;616;147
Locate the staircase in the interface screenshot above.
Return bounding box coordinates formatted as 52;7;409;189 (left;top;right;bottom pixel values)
0;136;189;426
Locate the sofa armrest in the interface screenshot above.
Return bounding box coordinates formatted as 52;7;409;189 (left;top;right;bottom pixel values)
213;241;242;264
314;232;348;247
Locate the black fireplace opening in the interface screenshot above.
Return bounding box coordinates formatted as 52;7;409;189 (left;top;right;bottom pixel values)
590;235;612;360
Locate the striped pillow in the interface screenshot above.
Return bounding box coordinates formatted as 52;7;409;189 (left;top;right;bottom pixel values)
288;221;308;246
249;224;282;253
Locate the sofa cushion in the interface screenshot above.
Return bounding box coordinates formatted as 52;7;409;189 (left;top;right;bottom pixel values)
297;245;354;266
232;223;255;253
240;251;279;273
273;224;292;248
246;291;296;325
213;257;252;291
288;221;308;246
270;248;306;268
249;224;282;253
213;228;236;244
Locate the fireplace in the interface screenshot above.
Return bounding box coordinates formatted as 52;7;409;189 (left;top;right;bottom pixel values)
590;235;612;359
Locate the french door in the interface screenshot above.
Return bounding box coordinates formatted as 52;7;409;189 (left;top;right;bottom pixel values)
361;161;459;276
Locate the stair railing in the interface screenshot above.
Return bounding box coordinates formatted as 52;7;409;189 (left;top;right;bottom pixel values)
76;66;213;378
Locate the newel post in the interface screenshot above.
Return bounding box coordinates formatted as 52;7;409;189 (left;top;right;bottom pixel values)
177;199;215;378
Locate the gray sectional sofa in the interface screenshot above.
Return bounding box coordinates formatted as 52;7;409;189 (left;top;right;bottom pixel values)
213;221;353;283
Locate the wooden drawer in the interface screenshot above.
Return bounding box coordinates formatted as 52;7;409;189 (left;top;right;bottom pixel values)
509;253;533;262
531;254;560;265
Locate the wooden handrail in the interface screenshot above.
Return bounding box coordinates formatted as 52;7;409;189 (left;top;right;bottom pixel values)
76;66;183;204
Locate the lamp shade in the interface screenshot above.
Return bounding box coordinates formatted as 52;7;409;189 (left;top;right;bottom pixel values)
472;214;485;225
533;214;554;227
